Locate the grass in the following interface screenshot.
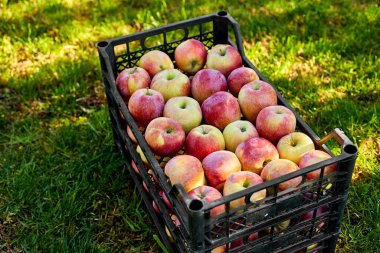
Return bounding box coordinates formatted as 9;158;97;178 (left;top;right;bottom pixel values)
0;0;379;252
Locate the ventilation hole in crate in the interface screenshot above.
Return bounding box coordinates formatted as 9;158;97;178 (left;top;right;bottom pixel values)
128;39;141;53
141;34;164;49
114;43;127;56
166;28;186;43
188;199;203;211
343;144;358;155
97;41;108;47
218;10;228;16
185;24;201;40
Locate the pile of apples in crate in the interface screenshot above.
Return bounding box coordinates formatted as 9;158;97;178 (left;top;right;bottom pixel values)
116;39;334;250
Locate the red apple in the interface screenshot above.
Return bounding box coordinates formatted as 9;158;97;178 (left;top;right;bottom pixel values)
131;160;140;175
202;150;242;191
164;155;206;192
299;150;337;181
201;91;241;130
174;39;207;74
277;132;315;164
116;67;151;101
163;96;202;133
261;159;302;191
256;105;297;145
206;44;242;77
227;67;260;97
223;171;266;210
150;68;190;101
191;69;227;104
138;50;174;77
223;120;259;152
185;124;225;161
238;80;277;123
128;88;164;127
145;117;185;157
188;185;225;217
230;232;258;249
235;137;279;175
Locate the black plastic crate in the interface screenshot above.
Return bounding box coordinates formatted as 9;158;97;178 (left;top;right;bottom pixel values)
97;11;358;253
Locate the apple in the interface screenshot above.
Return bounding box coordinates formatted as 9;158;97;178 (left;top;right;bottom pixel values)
165;214;181;243
201;91;241;130
160;190;173;212
185;124;225;161
116;67;151;102
164;155;206;192
256;105;297;145
174;39;207;74
277;132;315;164
227;67;260;97
145;117;185;157
299;150;337;181
223;120;259;152
206;44;242;77
301;205;329;227
265;219;291;233
137;50;174;77
127;123;145;144
150;68;190;101
238;80;277;123
230;232;258;249
163;96;202;133
223;171;266;210
131;160;140;175
136;145;149;165
235;137;279;175
187;185;225;217
128;88;165;127
261;159;302;191
202;150;242;191
191;69;227;103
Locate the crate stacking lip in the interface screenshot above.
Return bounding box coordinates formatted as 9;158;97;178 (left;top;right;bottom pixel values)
97;11;358;253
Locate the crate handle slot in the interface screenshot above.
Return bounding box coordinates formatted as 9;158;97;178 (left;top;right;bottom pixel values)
316;128;358;155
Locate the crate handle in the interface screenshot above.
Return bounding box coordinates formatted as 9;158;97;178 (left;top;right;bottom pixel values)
316;128;358;155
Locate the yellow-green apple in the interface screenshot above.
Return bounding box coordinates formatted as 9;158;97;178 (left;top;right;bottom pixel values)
174;39;207;74
238;80;277;123
223;120;259;152
150;68;190;101
163;96;202;133
116;67;151;102
235;137;279;175
185;124;225;161
187;185;225;217
227;67;260;97
128;88;164;127
201;91;241;130
261;159;302;191
165;214;181;243
299;150;336;181
145;117;185;157
265;219;291;233
256;105;296;144
138;50;174;77
164;155;206;192
136;145;149;165
206;44;242;77
223;171;266;210
277;132;315;164
202;150;242;191
191;69;227;103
